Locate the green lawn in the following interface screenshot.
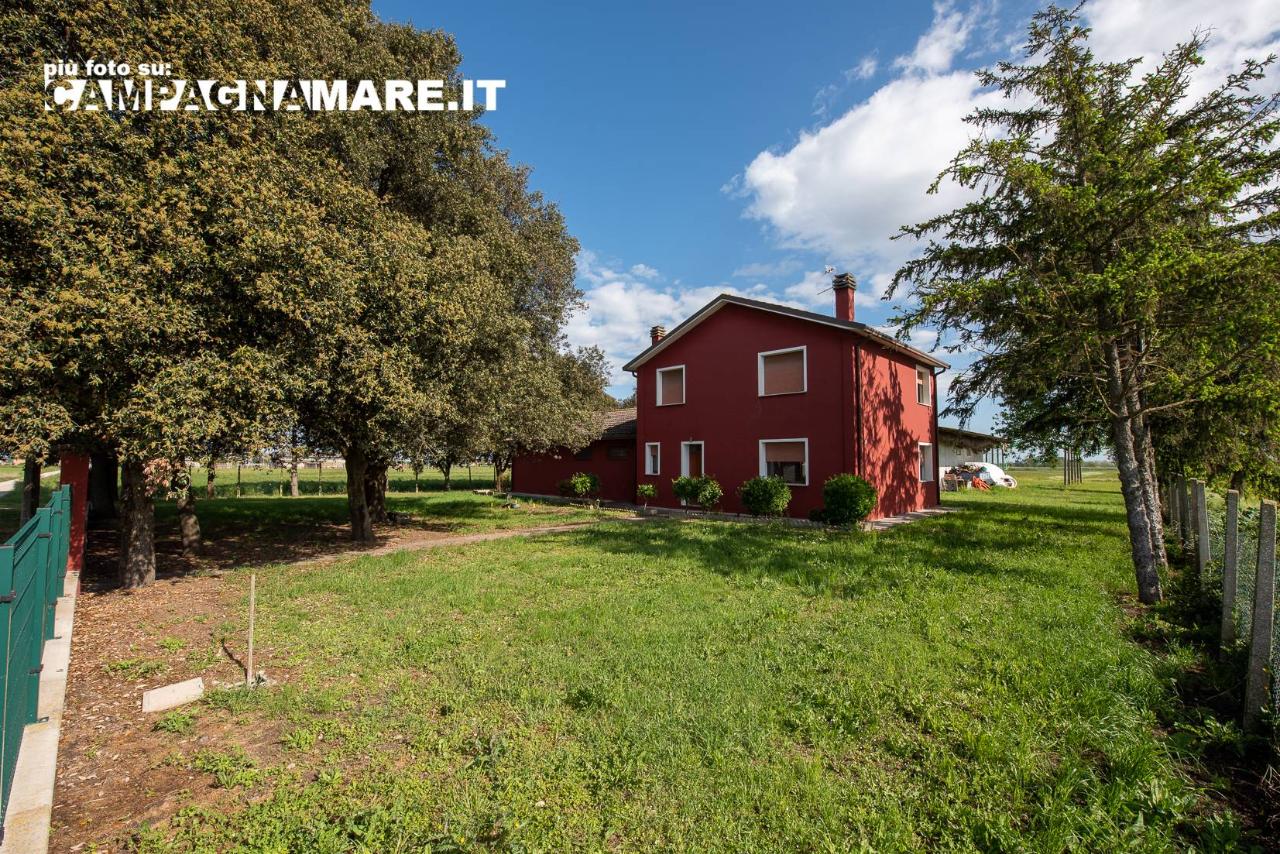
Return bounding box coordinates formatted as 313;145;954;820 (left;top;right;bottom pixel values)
195;462;497;497
128;468;1240;852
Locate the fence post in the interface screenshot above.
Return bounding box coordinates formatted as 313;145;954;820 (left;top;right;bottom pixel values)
0;542;13;824
1179;475;1192;554
1221;490;1240;649
1194;479;1211;586
1170;476;1180;539
1244;499;1276;732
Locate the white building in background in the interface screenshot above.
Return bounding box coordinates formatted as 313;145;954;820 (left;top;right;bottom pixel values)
938;426;1006;470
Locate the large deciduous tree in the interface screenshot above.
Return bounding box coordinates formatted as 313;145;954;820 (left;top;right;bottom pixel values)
892;6;1280;604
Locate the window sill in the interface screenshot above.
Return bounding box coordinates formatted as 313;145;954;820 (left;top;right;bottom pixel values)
758;390;807;398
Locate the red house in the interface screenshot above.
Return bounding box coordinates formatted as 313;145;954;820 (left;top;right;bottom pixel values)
513;273;947;520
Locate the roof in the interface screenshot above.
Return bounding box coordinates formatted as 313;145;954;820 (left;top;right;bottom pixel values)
621;293;949;372
938;425;1003;449
594;407;637;440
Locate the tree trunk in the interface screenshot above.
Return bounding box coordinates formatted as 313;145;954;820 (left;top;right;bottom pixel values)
345;446;374;541
20;458;41;524
205;457;216;499
289;451;300;497
1230;469;1247;494
364;461;388;523
1105;343;1163;604
412;465;421;493
236;462;242;497
440;461;452;492
176;475;201;556
88;450;118;523
119;457;156;588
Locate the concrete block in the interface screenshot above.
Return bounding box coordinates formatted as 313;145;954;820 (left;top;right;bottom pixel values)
142;677;205;713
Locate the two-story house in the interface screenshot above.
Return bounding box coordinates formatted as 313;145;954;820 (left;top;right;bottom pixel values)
512;273;947;520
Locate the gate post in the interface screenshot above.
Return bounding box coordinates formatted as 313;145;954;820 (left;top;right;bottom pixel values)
58;451;89;584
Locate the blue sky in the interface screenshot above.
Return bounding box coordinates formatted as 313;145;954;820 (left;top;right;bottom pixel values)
373;0;1280;434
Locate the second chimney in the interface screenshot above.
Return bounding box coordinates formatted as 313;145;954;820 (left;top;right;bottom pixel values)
650;325;666;345
832;272;856;322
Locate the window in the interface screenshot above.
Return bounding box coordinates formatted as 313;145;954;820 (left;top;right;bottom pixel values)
656;365;685;406
574;447;593;461
607;446;629;460
919;443;934;482
916;366;931;406
759;439;808;486
645;443;661;475
758;347;807;396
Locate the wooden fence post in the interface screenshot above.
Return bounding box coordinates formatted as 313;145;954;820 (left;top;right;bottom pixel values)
1244;499;1276;733
1194;479;1211;585
1221;490;1239;648
1170;476;1180;539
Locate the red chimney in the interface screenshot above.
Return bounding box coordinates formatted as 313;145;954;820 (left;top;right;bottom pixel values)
832;272;856;321
650;325;666;345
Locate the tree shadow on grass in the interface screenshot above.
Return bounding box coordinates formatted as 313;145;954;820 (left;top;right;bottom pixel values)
83;494;523;592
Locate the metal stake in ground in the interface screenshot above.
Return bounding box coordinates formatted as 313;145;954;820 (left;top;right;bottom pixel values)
1244;500;1276;733
1221;490;1239;649
246;573;256;688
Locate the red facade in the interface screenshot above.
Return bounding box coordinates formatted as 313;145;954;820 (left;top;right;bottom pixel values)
511;436;636;503
513;283;944;520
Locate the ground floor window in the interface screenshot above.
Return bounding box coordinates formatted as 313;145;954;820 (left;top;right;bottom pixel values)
759;439;808;486
919;443;934;482
645;442;660;475
607;446;629;460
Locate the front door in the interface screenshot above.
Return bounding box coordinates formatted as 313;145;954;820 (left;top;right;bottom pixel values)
681;442;704;478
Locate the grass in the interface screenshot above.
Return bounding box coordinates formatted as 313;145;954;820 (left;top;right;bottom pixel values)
125;468;1247;852
193;462;497;497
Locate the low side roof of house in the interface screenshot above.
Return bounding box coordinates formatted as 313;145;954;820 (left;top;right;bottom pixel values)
594;407;637;440
621;293;949;372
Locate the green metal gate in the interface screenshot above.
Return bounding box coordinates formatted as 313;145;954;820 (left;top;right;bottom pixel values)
0;484;71;838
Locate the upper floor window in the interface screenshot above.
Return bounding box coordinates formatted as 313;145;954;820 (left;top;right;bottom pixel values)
758;347;807;396
916;366;931;406
656;365;685;406
760;438;808;486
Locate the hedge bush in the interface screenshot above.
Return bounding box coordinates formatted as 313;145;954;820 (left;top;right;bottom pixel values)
672;475;723;509
817;473;877;525
737;475;791;517
636;483;656;505
559;471;599;499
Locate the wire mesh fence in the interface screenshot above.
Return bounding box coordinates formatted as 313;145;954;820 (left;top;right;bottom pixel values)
1191;481;1276;720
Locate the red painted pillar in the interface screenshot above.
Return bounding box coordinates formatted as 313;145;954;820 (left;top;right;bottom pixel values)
59;451;90;579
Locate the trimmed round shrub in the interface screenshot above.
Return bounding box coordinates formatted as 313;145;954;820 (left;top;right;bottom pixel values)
738;475;792;517
672;475;723;509
636;483;656;504
820;474;877;525
559;471;599;499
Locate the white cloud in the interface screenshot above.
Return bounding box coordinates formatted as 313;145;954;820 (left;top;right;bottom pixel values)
738;0;1280;292
629;263;660;279
743;70;1004;269
782;270;880;312
812;54;880;117
894;1;986;75
567;251;765;393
